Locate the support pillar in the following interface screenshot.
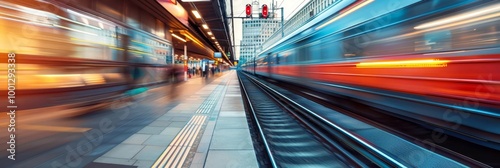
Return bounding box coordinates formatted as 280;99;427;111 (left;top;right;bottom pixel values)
184;44;188;81
281;7;284;37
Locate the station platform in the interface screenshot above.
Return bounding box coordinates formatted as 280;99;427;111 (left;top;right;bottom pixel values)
90;70;259;168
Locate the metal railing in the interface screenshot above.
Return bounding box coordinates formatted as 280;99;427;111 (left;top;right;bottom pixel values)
262;0;342;50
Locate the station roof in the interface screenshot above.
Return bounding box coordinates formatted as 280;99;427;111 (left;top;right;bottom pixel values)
134;0;234;65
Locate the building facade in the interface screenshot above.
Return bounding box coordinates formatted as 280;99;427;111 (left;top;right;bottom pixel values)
263;0;341;50
239;18;281;63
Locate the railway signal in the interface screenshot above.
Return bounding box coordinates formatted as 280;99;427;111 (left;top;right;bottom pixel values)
262;4;268;18
246;4;252;17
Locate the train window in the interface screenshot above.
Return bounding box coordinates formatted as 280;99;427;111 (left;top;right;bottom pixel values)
308;41;322;63
269;54;275;65
126;2;141;29
277;52;285;64
156;19;165;38
449;18;500;50
416;30;452;52
343;36;364;58
141;12;156;34
325;38;342;62
342;21;413;57
96;0;123;21
297;43;309;63
276;54;280;64
288;49;297;64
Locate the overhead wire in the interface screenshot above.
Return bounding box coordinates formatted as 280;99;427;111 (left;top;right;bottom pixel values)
286;0;307;19
278;0;284;8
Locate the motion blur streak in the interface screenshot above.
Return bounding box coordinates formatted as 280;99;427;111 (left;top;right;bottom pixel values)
0;0;180;113
316;0;374;30
172;33;187;42
356;59;449;68
414;3;500;30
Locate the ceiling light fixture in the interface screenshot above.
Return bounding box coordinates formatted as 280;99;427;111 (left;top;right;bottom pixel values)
192;10;202;19
202;24;209;29
172;33;186;42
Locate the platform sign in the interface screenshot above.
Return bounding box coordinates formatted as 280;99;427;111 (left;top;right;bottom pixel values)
214;52;222;58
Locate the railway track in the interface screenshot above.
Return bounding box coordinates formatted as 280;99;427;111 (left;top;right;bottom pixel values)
263;75;500;167
238;71;492;167
239;72;398;167
238;72;354;167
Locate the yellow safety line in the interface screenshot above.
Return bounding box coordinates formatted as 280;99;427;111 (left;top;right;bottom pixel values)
19;125;91;133
152;116;197;167
164;116;205;167
152;115;207;168
171;116;206;167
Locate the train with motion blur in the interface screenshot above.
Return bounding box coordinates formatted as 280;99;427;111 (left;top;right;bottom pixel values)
0;0;180;112
242;0;500;149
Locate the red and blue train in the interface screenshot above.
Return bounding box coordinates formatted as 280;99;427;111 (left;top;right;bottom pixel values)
242;0;500;149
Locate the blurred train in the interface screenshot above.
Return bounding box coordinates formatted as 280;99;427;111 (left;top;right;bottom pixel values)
242;0;500;149
0;0;179;112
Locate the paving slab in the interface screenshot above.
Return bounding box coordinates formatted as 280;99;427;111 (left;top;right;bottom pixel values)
133;145;166;161
122;134;151;145
215;117;249;129
210;128;253;150
102;144;144;159
137;126;165;134
93;157;137;166
204;150;258;168
143;134;175;146
219;111;246;117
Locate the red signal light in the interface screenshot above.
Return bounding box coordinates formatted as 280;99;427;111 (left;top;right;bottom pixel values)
262;4;268;18
246;4;252;17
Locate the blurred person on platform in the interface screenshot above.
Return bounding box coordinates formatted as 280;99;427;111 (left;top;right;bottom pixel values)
120;32;148;99
211;65;215;76
199;66;202;77
167;64;184;98
204;62;210;79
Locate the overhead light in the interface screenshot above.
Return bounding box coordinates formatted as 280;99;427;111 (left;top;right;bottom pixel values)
202;24;209;29
192;10;202;19
53;24;97;36
207;32;212;35
211;37;215;39
414;3;500;30
172;33;186;42
316;0;374;30
81;17;89;24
